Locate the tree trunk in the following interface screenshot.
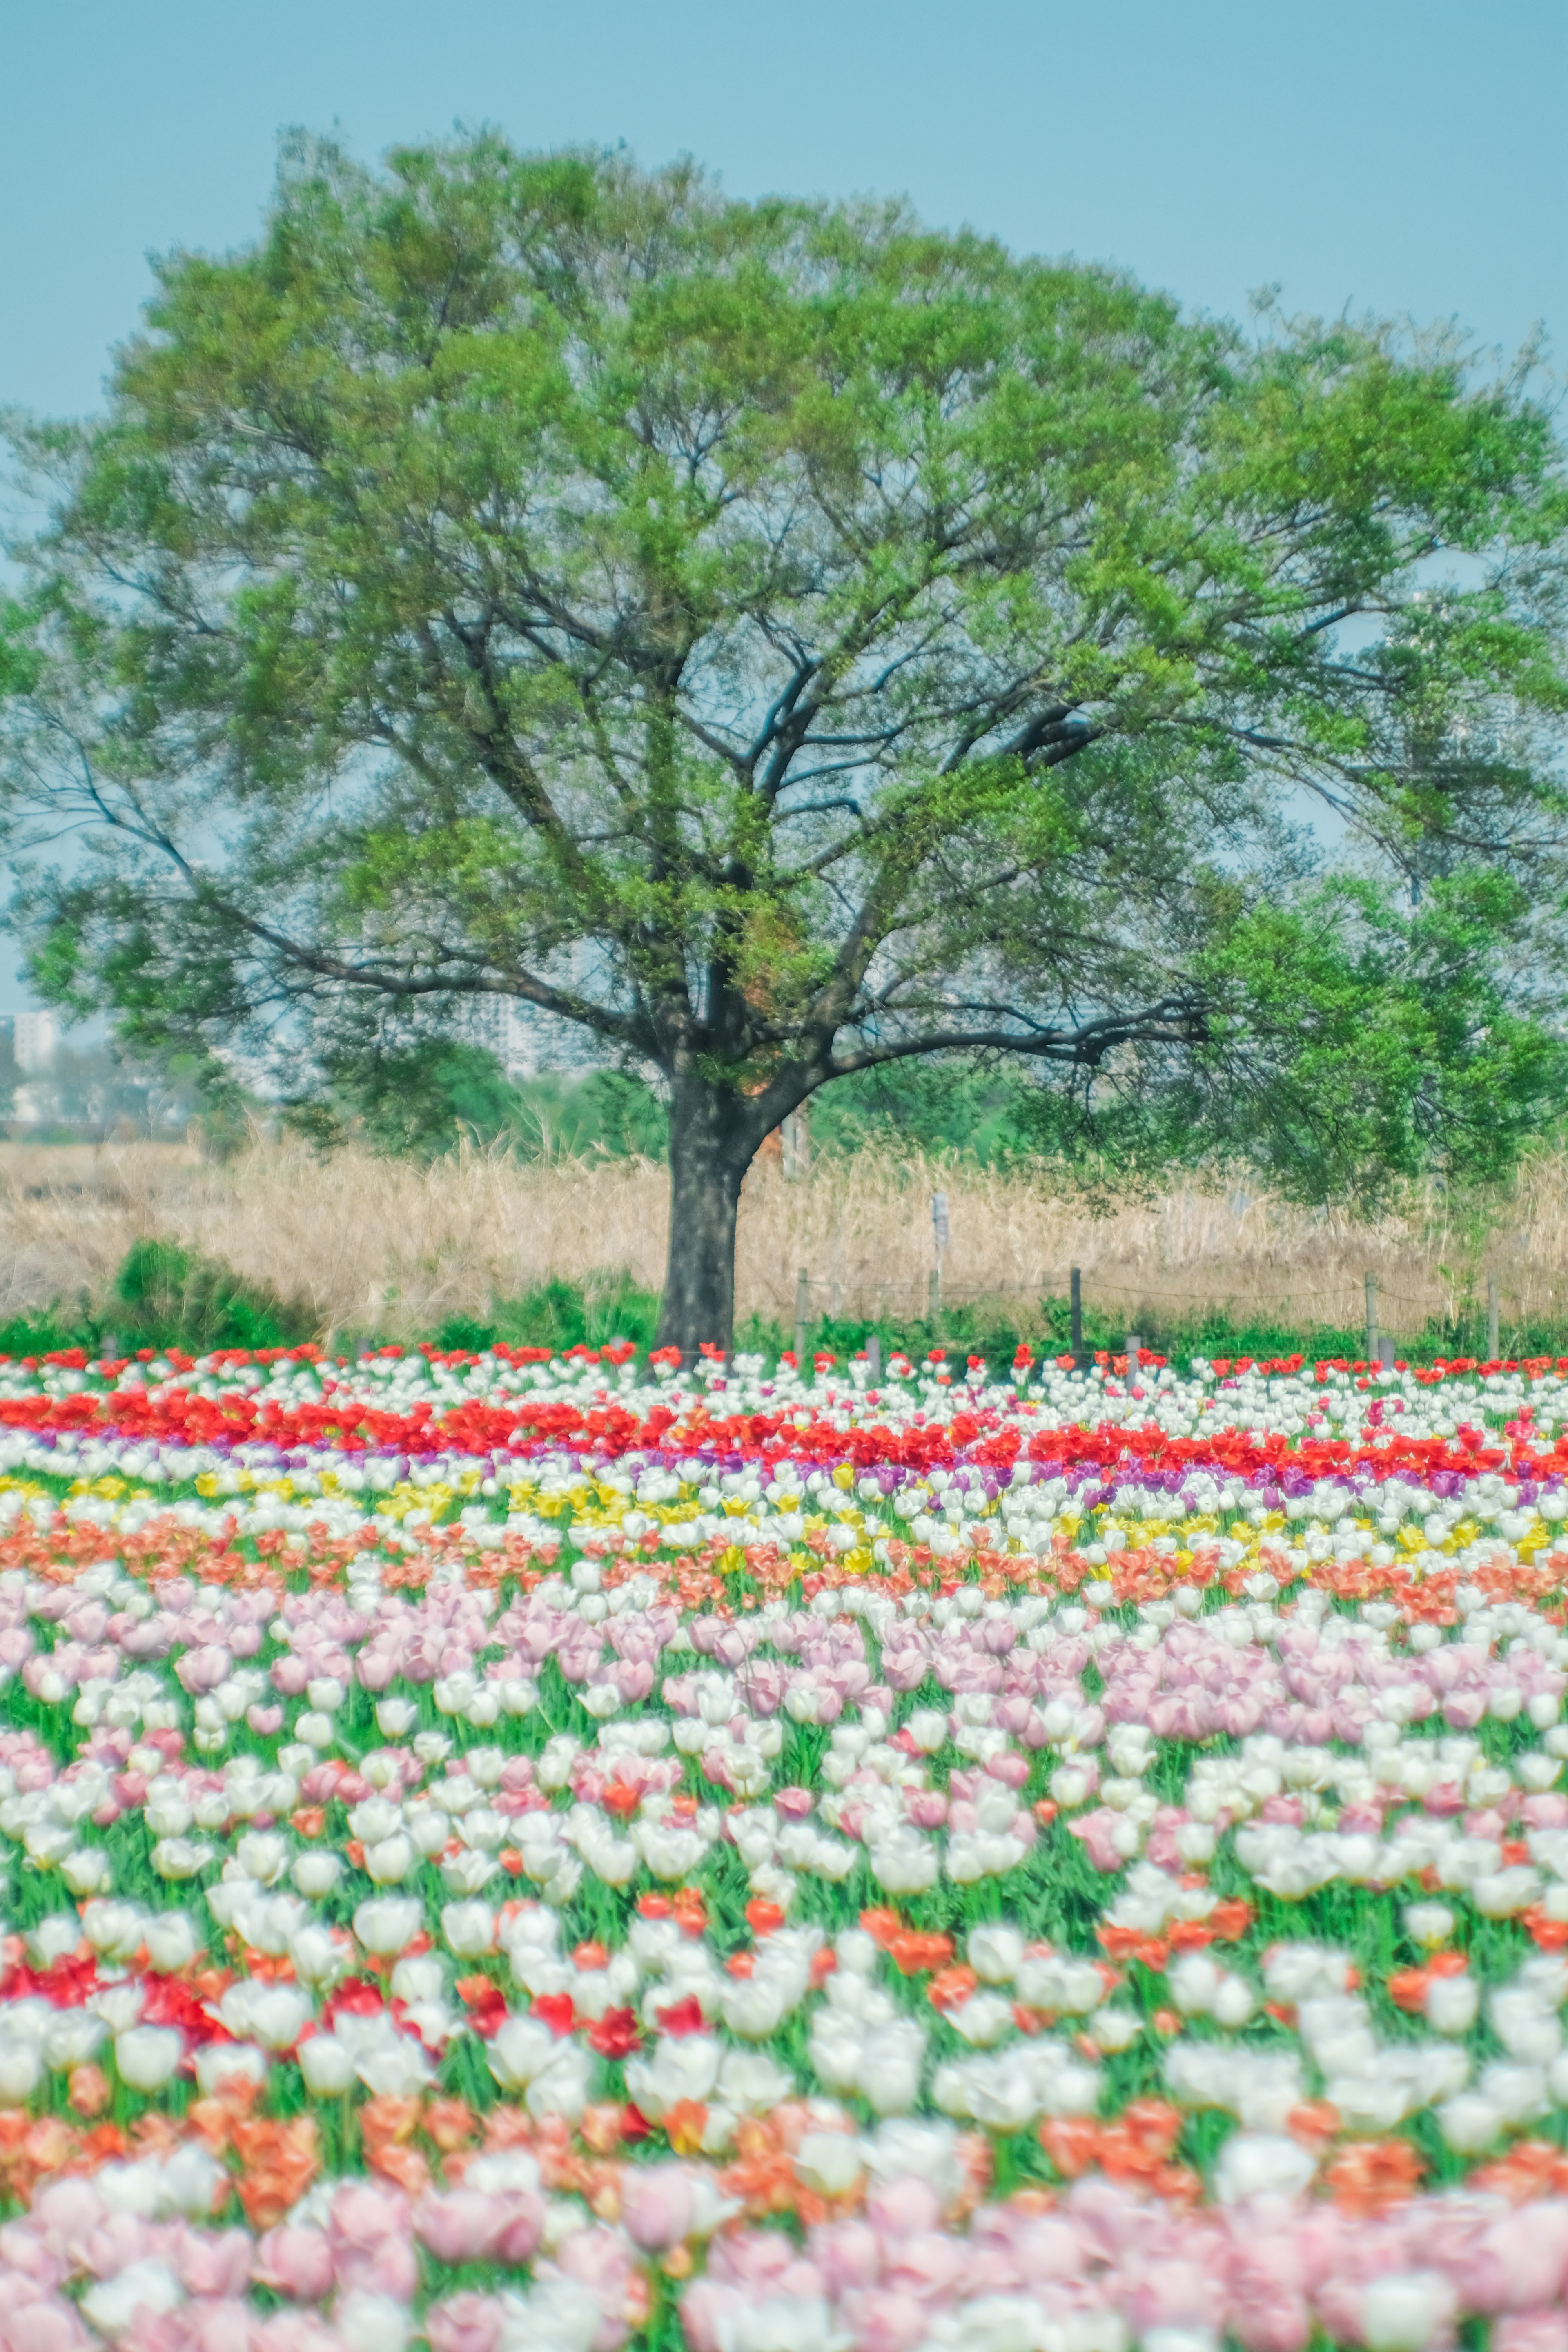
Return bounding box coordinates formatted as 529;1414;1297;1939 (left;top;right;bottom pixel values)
654;1075;756;1360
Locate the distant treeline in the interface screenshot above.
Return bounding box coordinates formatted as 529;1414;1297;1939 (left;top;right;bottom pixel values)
292;1045;1048;1167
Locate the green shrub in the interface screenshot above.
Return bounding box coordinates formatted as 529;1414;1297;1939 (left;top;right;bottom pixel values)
0;1308;98;1358
113;1238;317;1351
434;1272;662;1356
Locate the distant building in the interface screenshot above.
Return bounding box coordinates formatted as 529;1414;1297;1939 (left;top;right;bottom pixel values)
1;1010;58;1072
442;945;611;1080
461;991;601;1081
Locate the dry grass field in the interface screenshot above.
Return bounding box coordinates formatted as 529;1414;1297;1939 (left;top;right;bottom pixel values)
5;1135;1568;1345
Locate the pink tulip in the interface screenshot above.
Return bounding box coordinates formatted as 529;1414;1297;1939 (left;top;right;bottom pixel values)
174;1645;231;1695
326;2184;416;2302
251;2316;344;2352
864;2180;942;2238
807;2222;882;2295
1227;2272;1312;2352
0;2229;69;2293
326;2183;407;2254
80;2213;165;2281
679;2283;744;2352
145;2300;256;2352
881;2231;968;2302
1068;1808;1127;1873
543;2229;635;2352
251;2228;334;2303
1008;2216;1095;2285
412;2190;543;2267
175;2232;252;2301
618;2167;695;2253
1494;2318;1568;2352
837;2290;929;2352
707;2231;806;2291
25;2183;106;2266
1452;2209;1568;2316
424;2298;506;2352
3;2296;90;2352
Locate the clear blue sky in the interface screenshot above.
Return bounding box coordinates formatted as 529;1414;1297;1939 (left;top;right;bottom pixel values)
4;0;1566;1010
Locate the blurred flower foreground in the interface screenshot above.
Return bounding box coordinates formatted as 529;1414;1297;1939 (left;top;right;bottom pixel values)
2;1335;1568;2352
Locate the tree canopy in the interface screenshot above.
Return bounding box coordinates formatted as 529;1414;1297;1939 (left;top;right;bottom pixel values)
4;136;1567;1349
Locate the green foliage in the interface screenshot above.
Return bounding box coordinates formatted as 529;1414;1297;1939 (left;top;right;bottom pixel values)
0;1307;98;1358
1016;869;1568;1205
4;135;1568;1349
4;1260;1567;1368
434;1273;661;1355
296;1043;529;1160
515;1070;669;1162
809;1058;1036;1163
785;1285;1568;1374
113;1238;316;1352
290;1044;668;1163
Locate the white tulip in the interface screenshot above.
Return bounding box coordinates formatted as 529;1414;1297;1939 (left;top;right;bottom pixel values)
1402;1903;1454;1949
335;2294;410;2352
441;1900;497;1957
150;1837;214;1881
194;2041;269;2097
80;1900;149;1961
1360;2272;1456;2352
234;1831;291;1886
354;2039;433;2097
858;2021;927;2116
81;2259;185;2339
293;1851;343;1898
967;1922;1024;1983
60;1846;112;1896
290;1925;352;1986
353;1895;423;1953
143;1911;199;1972
363;1833;416;1885
114;2025;184;2091
297;2034;355;2096
44;2011;106;2069
0;2042;42;2105
793;2131;865;2196
217;1981;314;2050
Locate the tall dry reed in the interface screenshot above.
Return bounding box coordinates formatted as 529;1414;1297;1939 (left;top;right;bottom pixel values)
2;1137;1566;1341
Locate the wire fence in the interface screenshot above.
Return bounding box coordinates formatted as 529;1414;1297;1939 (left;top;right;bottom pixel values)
777;1254;1568;1350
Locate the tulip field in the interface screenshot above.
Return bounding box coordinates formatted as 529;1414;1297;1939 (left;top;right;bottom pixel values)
4;1336;1568;2352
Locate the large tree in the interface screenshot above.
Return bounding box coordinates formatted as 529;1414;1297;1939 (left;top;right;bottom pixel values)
3;138;1567;1351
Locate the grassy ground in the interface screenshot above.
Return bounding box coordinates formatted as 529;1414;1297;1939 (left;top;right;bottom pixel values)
8;1136;1568;1350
